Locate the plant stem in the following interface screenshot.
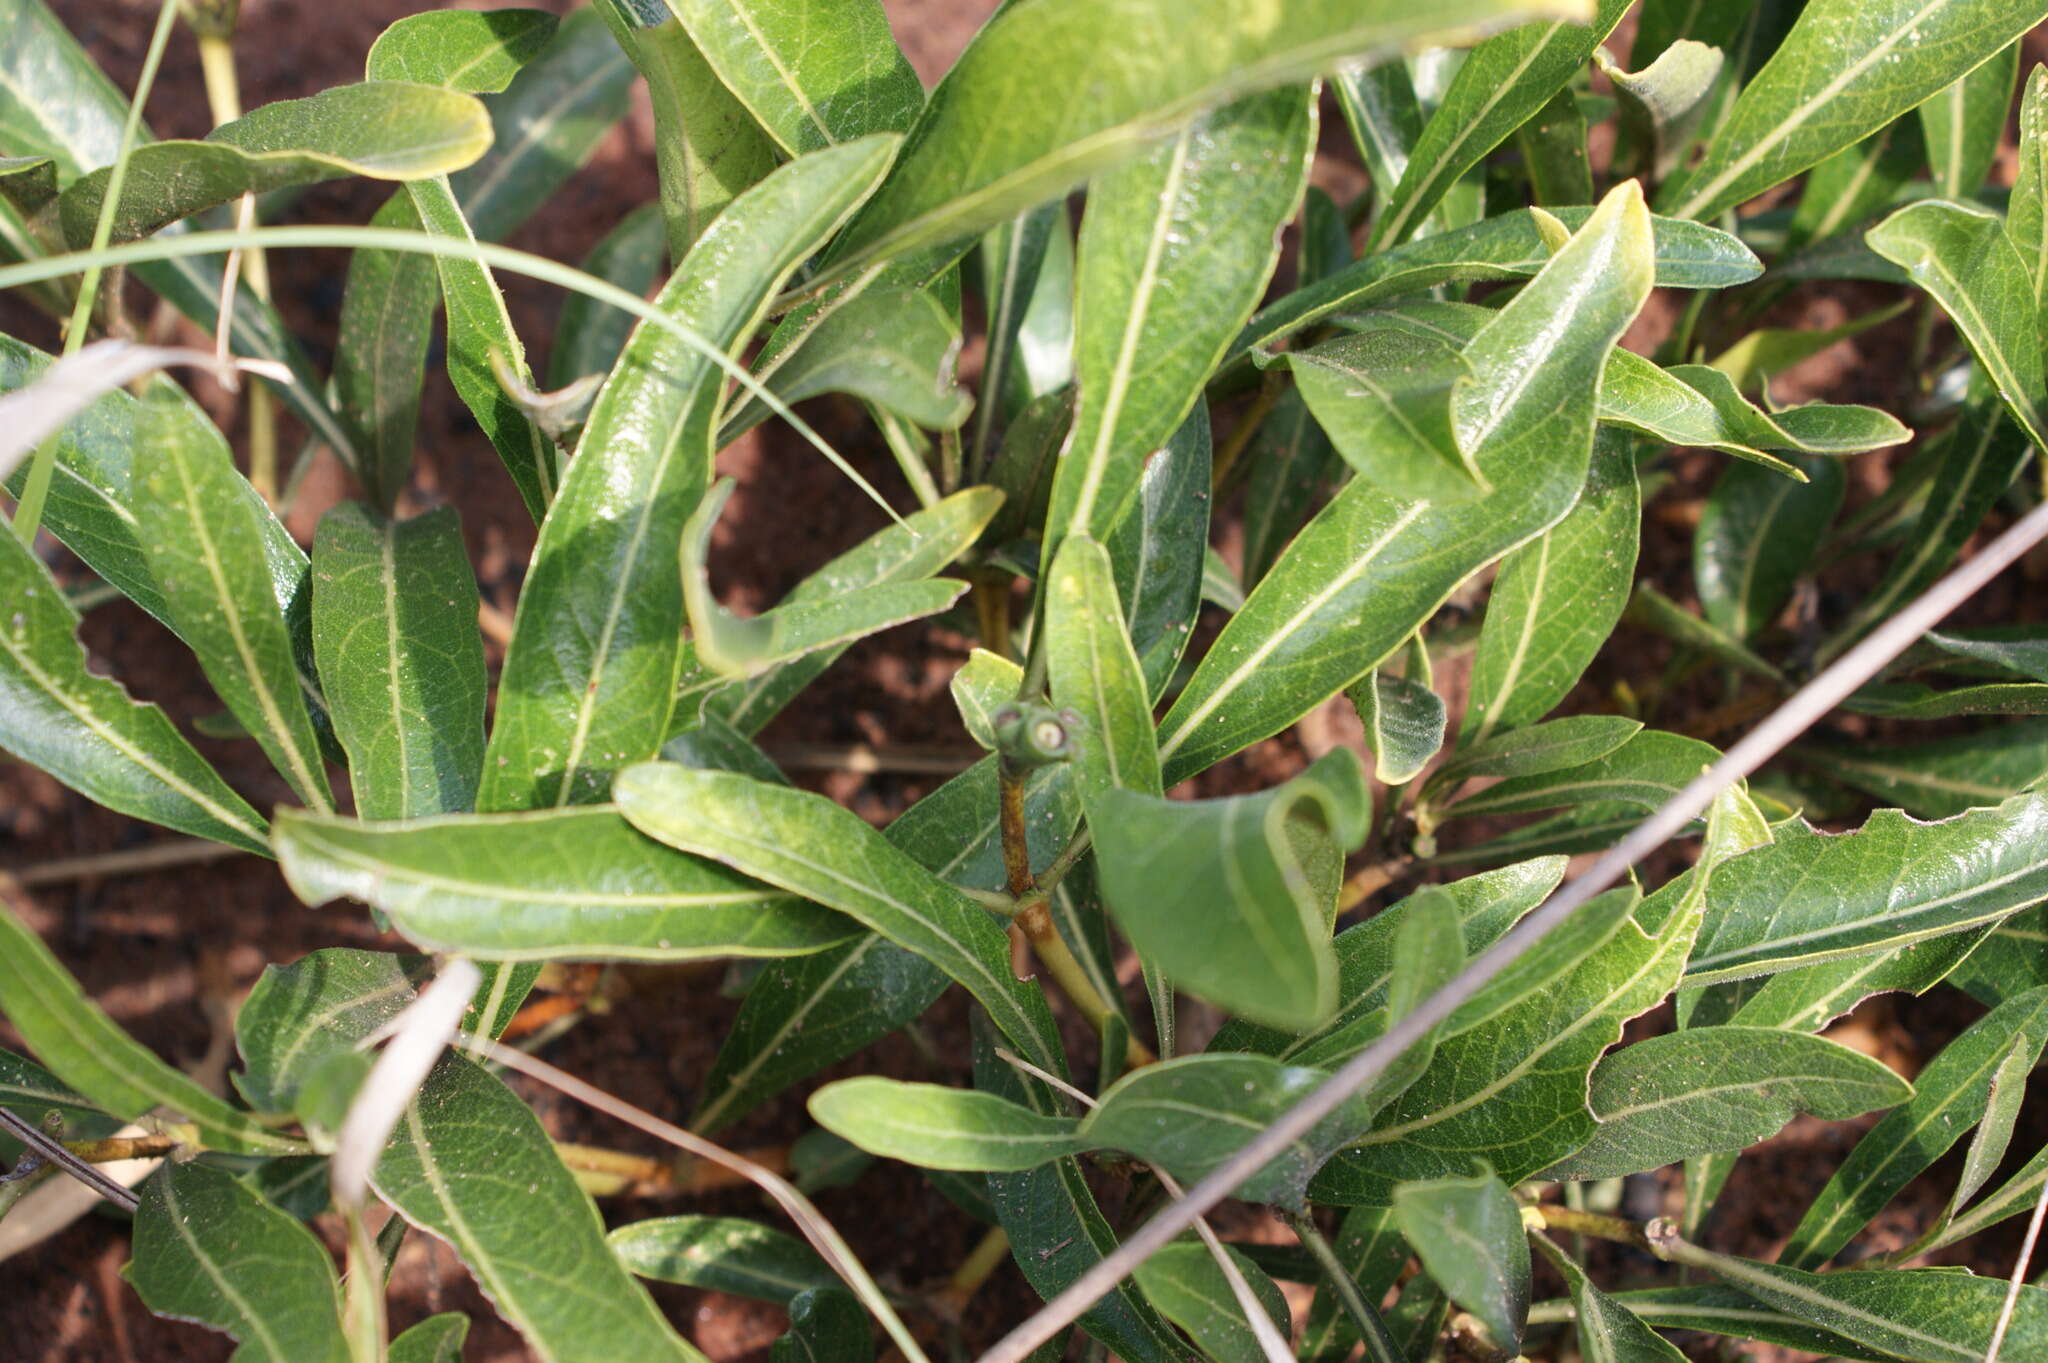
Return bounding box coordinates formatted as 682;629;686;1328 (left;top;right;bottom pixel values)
998;763;1036;899
64;1132;184;1164
1281;1208;1405;1363
1533;1202;1654;1251
1013;893;1155;1069
974;573;1014;660
931;1226;1012;1322
13;0;180;540
1337;856;1412;913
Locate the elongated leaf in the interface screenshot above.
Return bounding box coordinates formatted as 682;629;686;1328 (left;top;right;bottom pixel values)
389;1316;470;1363
1629;582;1785;684
374;1055;706;1363
1044;85;1312;566
0;526;267;852
974;203;1072;464
1779;984;2048;1267
608;1215;837;1304
126;1163;349;1363
1543;1028;1910;1179
59;82;493;245
1427;716;1643;796
0;1046;107;1124
1686;795;2048;985
0;901;297;1154
550;204;667;388
482;136;897;810
1233;208;1758;364
1370;0;1630;248
1093;749;1370;1030
1695;452;1844;640
274;805;852;961
1240;389;1336;591
311;505;484;820
1296;1204;1408;1363
694;486;1004;734
1534;1238;1688;1363
234;949;435;1116
137;394;332;812
330;197;436;511
615;763;1068;1073
1588;1284;1903;1362
1131;1240;1291;1363
1922;40;2019;201
1795;721;2048;819
366;8;560;93
1048;535;1160;806
1786;117;1925;256
1940;1031;2032;1227
1871;200;2048;458
2014;66;2048;343
1662;0;2048;222
772;1290;872;1363
664;0;921;156
809;1078;1083;1170
826;0;1571;275
1353;668;1446;785
1681;1257;2048;1363
1106;404;1211;698
688;756;1072;1133
1393;1172;1529;1349
1444;729;1721;821
1464;430;1639;743
1159;181;1653;781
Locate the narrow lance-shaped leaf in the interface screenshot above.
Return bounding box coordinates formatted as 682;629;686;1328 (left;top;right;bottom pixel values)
0;901;299;1154
0;525;268;853
1464;428;1640;744
1601;38;1725;183
311;504;485;820
125;1163;350;1363
1296;1205;1409;1363
1043;85;1313;570
1661;0;2048;222
550;203;667;388
136;393;332;812
234;949;436;1116
1442;729;1724;822
608;1215;839;1304
1047;535;1161;805
1106;404;1212;699
1156;180;1653;782
481;136;898;811
1369;0;1631;248
274;803;857;962
2012;66;2048;349
771;1290;873;1363
1795;720;2048;820
1779;984;2048;1268
1920;39;2019;201
374;1055;708;1363
1130;1241;1292;1363
808;1078;1085;1171
363;8;560;92
1352;665;1447;786
615;762;1069;1075
596;1;777;259
1541;1028;1911;1180
1530;1234;1688;1363
1695;452;1844;640
1867;199;2048;454
1392;1172;1531;1351
825;0;1579;277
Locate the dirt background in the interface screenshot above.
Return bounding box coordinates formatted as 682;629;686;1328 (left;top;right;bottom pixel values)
3;2;2047;1360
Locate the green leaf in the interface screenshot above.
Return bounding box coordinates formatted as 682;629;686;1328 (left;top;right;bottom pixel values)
1278;322;1484;502
1534;1239;1688;1363
1130;1240;1291;1363
687;757;1072;1133
0;1045;107;1124
1392;1172;1530;1350
608;1215;838;1304
1662;0;2048;222
374;1055;707;1363
481;136;898;810
1686;795;2048;985
0;153;56;215
126;1163;349;1363
1930;1135;2048;1254
1314;875;1695;1201
1240;389;1336;591
1627;582;1785;685
1786;117;1925;256
1093;749;1370;1031
1444;730;1721;821
1868;199;2048;452
1939;1031;2032;1226
1795;720;2048;819
1839;679;2048;719
1613;356;1906;465
1680;1258;2048;1363
1352;668;1446;785
0;524;268;853
1044;85;1312;566
549;203;667;389
1158;180;1654;781
234;948;434;1116
974;203;1075;464
1463;430;1640;743
1587;1284;1901;1362
136;393;333;812
615;762;1068;1074
772;1290;873;1363
1296;1205;1409;1362
274;805;853;962
60;82;493;245
1048;534;1161;805
1232;207;1759;364
389;1315;470;1363
663;0;921;156
597;3;777;260
826;0;1569;275
1695;452;1844;640
1427;716;1643;796
366;8;560;92
1600;39;1725;183
0;901;298;1153
1542;1028;1910;1179
702;486;1003;735
2014;66;2048;341
330;196;437;511
1779;984;2048;1268
311;505;485;820
1369;0;1630;248
1927;626;2048;683
679;480;967;681
809;1078;1083;1170
1919;40;2018;201
1107;405;1212;698
1516;86;1593;205
1953;904;2048;1005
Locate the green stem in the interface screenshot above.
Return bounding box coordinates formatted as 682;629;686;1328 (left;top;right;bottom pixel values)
1536;1202;1654;1251
13;0;181;539
1282;1209;1404;1363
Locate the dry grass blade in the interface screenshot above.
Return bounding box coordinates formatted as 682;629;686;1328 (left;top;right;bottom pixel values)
332;959;480;1211
975;494;2048;1363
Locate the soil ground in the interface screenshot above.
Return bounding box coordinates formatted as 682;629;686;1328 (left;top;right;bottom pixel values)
3;3;2047;1360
